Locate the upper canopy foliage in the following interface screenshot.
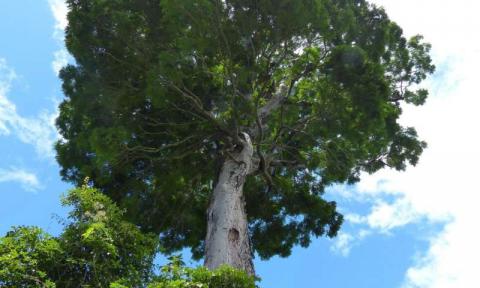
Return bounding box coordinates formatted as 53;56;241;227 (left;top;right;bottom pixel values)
56;0;434;259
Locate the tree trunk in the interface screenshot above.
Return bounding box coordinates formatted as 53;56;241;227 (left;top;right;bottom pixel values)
204;133;255;275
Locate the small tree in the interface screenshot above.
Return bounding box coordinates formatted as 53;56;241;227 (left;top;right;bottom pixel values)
0;183;158;287
0;226;58;287
56;0;434;274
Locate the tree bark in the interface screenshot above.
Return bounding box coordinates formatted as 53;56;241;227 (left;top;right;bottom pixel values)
204;133;255;275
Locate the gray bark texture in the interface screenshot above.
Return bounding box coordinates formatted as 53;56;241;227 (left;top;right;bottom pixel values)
204;133;255;275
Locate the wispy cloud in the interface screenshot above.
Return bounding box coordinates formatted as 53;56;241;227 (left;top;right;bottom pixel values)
0;59;17;134
331;230;370;257
0;58;59;157
330;232;355;257
0;167;41;192
49;0;68;40
328;0;480;287
52;49;69;76
48;0;71;75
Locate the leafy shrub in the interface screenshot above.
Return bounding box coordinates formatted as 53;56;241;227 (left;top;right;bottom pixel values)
144;256;256;288
0;182;157;287
0;226;58;287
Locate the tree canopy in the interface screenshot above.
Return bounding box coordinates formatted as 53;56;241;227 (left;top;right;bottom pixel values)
56;0;434;261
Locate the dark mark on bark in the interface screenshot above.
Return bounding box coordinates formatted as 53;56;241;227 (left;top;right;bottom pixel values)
228;228;240;245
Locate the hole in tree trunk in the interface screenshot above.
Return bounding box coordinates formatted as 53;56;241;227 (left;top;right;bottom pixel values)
228;228;240;245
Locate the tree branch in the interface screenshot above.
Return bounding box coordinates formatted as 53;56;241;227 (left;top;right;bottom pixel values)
159;77;239;143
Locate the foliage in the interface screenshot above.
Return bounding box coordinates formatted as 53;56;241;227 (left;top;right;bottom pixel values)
0;183;158;287
0;226;58;287
142;256;255;288
56;0;434;260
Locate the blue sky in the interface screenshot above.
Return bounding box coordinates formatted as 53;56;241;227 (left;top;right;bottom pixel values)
1;1;479;287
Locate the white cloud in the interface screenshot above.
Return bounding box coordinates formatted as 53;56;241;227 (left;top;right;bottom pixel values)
0;58;59;158
328;0;480;287
402;218;480;288
48;0;71;75
52;49;69;75
0;59;17;134
0;168;41;192
331;232;355;257
49;0;68;40
331;230;371;257
366;198;421;232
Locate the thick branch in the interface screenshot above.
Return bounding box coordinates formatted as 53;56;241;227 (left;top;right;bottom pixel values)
160;77;239;143
258;83;289;120
270;159;306;169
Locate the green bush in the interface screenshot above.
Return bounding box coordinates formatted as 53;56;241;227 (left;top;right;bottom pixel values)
0;182;157;287
143;256;256;288
0;226;57;287
111;256;257;288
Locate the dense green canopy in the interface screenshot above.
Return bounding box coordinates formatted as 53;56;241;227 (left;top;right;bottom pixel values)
56;0;434;260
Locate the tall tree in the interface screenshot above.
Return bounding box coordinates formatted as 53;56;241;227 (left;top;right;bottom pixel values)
56;0;434;274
